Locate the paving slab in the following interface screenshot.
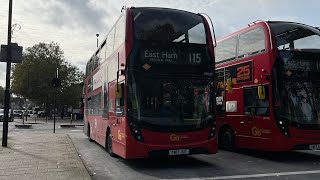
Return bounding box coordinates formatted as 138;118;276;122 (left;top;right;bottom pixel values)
0;134;91;180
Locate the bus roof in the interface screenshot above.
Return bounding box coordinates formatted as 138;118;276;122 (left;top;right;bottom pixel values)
129;7;200;16
217;21;269;42
217;20;319;43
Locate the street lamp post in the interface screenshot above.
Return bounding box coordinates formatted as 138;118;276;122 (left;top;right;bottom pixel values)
52;68;61;133
53;69;57;133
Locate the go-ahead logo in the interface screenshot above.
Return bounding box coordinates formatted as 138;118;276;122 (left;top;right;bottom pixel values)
170;134;188;142
252;127;262;136
252;126;271;136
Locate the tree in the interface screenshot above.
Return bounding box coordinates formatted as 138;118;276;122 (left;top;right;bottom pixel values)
11;96;25;109
11;42;84;114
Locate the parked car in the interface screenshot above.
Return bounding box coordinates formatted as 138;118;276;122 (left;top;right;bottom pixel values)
0;109;14;122
37;111;45;117
28;110;37;118
13;110;23;118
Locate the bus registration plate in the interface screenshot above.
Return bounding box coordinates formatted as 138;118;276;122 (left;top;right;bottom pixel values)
309;144;320;150
169;149;189;155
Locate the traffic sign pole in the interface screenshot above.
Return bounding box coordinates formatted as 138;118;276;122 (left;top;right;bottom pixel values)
2;0;13;147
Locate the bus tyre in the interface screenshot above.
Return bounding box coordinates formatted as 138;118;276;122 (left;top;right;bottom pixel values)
219;128;235;150
88;124;94;142
107;132;116;157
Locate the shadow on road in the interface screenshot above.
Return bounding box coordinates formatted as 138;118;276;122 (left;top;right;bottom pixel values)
231;148;320;163
122;155;214;169
118;155;220;179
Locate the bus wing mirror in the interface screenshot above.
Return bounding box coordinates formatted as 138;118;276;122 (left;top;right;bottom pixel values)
226;78;233;93
115;84;123;98
258;86;266;100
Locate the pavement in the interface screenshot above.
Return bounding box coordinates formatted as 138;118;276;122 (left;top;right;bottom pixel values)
13;117;84;130
17;116;84;125
0;133;92;180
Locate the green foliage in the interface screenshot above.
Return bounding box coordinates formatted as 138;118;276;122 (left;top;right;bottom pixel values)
11;42;84;109
11;96;25;109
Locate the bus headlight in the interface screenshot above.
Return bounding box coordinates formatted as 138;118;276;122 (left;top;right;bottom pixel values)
277;118;290;137
129;122;144;142
208;120;216;139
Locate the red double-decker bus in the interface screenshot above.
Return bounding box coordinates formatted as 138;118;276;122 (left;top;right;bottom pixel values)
215;21;320;151
83;7;217;159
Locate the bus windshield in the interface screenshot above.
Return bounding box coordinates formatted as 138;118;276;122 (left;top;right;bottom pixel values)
131;8;207;44
270;22;320;128
129;8;213;71
127;76;213;131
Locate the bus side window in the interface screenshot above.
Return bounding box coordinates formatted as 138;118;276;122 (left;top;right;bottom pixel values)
238;27;266;59
86;97;92;115
102;82;109;118
215;36;237;63
244;86;269;116
116;83;125;117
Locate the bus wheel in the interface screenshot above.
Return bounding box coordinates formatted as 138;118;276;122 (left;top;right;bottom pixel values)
106;132;116;157
219;128;235;150
87;124;93;142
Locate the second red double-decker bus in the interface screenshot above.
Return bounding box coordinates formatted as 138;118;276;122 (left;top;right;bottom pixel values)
83;7;217;159
215;21;320;151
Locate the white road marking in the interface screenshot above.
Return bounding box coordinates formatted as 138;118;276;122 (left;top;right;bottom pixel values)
70;130;82;132
161;169;320;180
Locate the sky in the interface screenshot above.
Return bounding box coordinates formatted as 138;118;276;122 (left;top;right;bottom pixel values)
0;0;319;87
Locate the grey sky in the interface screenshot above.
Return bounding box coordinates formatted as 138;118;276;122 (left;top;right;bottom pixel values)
0;0;319;87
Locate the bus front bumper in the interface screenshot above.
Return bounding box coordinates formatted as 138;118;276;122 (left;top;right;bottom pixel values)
125;138;218;159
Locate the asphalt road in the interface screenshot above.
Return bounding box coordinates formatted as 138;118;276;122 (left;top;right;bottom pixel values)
2;118;320;180
69;133;320;180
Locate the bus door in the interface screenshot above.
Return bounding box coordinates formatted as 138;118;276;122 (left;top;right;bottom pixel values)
108;81;126;154
224;87;251;147
242;85;272;148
